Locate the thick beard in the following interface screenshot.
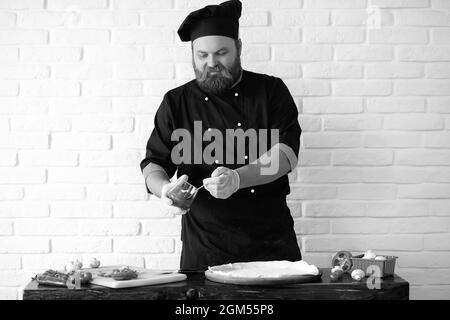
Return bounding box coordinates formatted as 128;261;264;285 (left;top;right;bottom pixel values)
193;55;242;95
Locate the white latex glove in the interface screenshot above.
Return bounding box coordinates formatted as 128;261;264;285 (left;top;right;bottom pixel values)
160;174;189;215
202;167;240;199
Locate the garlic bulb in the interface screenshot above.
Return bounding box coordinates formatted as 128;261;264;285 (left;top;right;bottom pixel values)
89;257;101;268
362;250;376;259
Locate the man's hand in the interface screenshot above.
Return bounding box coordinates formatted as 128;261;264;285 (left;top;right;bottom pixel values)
160;174;189;215
202;167;240;199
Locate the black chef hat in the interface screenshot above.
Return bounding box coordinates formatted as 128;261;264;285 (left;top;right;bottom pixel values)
177;0;242;42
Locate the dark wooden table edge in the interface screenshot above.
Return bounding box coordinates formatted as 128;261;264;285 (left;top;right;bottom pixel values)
22;269;410;300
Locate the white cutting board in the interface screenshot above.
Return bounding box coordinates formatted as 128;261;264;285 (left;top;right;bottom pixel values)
83;266;187;289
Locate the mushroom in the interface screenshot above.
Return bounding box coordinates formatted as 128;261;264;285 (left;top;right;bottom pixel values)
351;269;365;281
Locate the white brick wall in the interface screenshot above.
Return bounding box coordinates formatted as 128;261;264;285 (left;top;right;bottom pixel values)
0;0;449;300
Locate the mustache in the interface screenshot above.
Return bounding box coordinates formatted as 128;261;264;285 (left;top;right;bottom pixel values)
198;63;233;82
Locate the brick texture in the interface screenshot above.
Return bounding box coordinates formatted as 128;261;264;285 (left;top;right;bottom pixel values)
0;0;449;300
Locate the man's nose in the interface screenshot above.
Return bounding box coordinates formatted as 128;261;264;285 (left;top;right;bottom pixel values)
206;55;218;68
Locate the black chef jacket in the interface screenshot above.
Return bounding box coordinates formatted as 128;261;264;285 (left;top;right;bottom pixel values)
140;69;302;271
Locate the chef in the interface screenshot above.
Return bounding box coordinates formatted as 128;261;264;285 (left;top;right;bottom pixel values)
140;0;302;271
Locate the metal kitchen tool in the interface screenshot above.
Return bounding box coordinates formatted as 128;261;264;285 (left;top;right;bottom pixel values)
166;180;202;210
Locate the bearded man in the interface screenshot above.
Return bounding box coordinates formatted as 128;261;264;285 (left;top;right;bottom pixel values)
140;0;302;271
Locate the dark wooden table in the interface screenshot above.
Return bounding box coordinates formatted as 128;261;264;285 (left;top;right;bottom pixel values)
23;268;409;300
